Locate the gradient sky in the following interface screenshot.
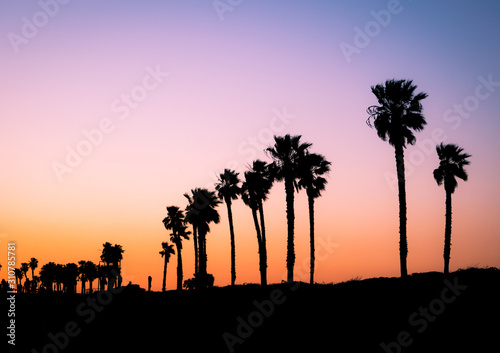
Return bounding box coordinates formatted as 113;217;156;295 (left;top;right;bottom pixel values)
1;0;499;291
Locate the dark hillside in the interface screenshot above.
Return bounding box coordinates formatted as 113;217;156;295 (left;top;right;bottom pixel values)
8;268;500;353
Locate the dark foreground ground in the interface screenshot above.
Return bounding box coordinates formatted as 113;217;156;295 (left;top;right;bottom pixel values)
5;267;500;353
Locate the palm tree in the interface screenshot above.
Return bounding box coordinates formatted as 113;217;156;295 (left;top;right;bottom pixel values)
63;263;79;294
215;169;241;286
29;257;38;280
101;242;124;290
20;262;29;286
39;262;57;292
78;260;87;293
160;241;175;292
433;143;471;275
298;152;332;284
85;261;98;293
266;134;311;282
241;160;274;286
367;79;428;277
97;264;107;292
14;268;23;291
190;188;221;286
184;188;201;274
163;206;191;290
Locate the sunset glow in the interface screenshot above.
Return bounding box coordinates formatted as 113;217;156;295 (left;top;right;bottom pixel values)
1;0;499;292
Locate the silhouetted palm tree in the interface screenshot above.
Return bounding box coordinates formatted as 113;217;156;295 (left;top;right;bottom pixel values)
298;152;332;284
160;241;175;292
29;257;38;280
215;169;241;286
241;160;274;286
101;242;124;290
266;134;311;282
433;143;471;275
184;188;201;274
85;261;98;293
14;268;23;291
367;79;428;277
39;262;56;292
20;263;29;287
189;188;221;285
63;263;79;294
163;206;191;290
78;260;87;293
97;264;107;292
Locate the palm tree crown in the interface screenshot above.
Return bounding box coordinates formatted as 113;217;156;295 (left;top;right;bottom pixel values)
367;79;428;148
433;143;471;193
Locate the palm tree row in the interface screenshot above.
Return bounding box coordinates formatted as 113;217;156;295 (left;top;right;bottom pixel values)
3;242;125;293
161;134;331;290
367;79;471;277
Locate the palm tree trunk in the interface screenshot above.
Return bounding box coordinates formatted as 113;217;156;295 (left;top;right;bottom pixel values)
162;256;167;292
308;194;315;285
443;191;452;275
192;225;198;274
176;244;183;290
395;146;408;278
226;198;237;286
258;200;268;286
251;207;265;286
198;230;207;277
285;177;295;282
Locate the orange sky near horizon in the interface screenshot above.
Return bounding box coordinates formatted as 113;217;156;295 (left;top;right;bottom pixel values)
1;0;500;291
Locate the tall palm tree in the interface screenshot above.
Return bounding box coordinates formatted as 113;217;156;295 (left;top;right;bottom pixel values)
20;262;29;285
433;143;471;275
190;188;221;285
298;152;332;284
160;241;175;292
266;134;311;282
215;169;241;286
184;188;202;274
163;206;191;290
241;160;274;286
367;79;428;277
29;257;38;280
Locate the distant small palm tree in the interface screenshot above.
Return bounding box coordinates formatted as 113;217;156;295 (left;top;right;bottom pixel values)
163;206;191;290
85;261;98;294
215;169;241;286
20;263;29;286
433;143;471;275
78;260;87;293
298;152;332;284
160;241;175;292
190;188;221;286
14;268;23;291
367;79;428;277
266;134;311;282
29;257;38;280
39;262;57;292
101;242;124;290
